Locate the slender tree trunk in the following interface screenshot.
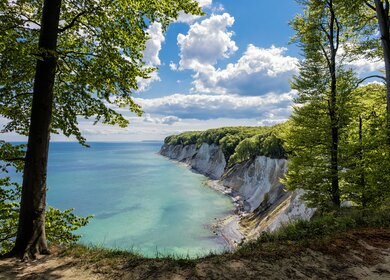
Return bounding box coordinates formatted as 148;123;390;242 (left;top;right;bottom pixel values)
328;0;341;208
358;116;367;208
374;0;390;142
10;0;62;260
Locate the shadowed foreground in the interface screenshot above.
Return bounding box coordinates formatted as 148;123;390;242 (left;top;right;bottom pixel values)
0;229;389;280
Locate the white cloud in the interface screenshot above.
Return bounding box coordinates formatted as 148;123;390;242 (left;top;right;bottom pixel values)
192;45;299;95
137;71;161;92
338;45;384;75
135;91;295;121
175;13;298;95
177;13;238;71
169;62;178;71
346;56;384;74
137;22;165;91
143;22;165;66
212;3;225;13
143;114;181;125
197;0;212;7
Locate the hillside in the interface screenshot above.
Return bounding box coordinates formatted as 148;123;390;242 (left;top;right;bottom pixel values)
1;228;389;279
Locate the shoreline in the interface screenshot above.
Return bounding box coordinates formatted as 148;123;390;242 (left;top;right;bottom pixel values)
207;180;246;249
157;152;247;250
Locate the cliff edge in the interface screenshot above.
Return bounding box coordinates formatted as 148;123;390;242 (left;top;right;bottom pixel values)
159;142;315;243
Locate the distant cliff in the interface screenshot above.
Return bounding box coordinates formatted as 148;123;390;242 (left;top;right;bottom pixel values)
160;143;226;179
160;131;315;241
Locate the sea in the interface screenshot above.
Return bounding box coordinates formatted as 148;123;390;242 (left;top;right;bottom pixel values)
10;142;234;257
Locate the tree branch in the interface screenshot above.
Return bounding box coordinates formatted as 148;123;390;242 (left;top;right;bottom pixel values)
319;42;332;71
335;16;341;52
2;157;26;162
0;233;16;243
320;23;332;42
58;11;87;33
356;75;387;86
4;92;33;104
365;0;377;11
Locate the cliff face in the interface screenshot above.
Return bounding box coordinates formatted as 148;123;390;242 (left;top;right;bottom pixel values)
159;143;315;237
222;156;288;212
160;143;226;179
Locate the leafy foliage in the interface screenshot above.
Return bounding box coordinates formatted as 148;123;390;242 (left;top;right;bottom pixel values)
341;84;390;207
284;0;358;208
45;207;92;246
0;0;203;144
164;125;287;165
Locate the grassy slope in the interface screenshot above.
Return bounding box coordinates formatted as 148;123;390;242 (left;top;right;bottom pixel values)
50;208;390;279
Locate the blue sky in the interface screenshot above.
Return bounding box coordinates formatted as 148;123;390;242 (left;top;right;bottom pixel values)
94;0;308;141
2;0;384;142
139;0;302;99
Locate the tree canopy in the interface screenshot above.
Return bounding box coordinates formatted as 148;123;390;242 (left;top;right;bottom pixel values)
0;0;203;144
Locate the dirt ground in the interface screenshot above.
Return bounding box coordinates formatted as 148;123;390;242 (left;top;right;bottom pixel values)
1;229;390;280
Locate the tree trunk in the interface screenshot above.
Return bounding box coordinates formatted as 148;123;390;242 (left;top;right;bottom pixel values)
359;116;367;208
10;0;62;260
374;0;390;142
328;0;341;208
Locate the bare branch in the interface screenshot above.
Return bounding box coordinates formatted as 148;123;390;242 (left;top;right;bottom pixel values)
319;42;332;71
58;11;87;33
356;75;387;86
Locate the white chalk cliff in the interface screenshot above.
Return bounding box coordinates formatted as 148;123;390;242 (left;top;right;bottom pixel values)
160;143;226;179
160;143;316;240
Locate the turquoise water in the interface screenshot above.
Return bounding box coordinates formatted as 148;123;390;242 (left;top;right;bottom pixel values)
40;142;233;257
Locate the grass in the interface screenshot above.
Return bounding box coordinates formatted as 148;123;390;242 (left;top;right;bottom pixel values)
236;207;390;256
52;208;390;280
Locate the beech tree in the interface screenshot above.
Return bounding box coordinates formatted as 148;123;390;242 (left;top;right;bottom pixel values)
0;0;202;259
285;0;356;208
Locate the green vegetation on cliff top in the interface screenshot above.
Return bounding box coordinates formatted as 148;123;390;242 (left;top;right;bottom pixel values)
164;124;288;165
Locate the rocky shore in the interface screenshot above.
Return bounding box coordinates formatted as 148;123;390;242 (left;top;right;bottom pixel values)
159;142;316;248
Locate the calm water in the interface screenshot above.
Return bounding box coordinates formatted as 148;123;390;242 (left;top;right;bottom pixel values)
20;142;233;257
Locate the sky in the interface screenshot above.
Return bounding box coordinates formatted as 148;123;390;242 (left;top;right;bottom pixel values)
2;0;385;142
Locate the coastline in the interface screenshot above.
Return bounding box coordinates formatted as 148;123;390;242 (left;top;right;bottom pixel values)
206;180;245;249
158;152;246;250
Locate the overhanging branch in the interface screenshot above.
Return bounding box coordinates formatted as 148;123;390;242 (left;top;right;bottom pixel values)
356;75;387;86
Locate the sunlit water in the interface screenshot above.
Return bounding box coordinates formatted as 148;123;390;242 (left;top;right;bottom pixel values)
12;142;234;257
